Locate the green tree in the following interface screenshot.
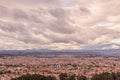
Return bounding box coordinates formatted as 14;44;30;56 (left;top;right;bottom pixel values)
59;73;69;80
77;75;87;80
11;74;56;80
91;72;112;80
69;75;76;80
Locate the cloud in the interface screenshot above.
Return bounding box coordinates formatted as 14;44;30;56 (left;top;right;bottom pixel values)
0;0;120;50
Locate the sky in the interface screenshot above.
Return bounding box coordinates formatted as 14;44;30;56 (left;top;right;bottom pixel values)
0;0;120;50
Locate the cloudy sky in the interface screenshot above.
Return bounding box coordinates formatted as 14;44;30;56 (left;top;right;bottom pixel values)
0;0;120;50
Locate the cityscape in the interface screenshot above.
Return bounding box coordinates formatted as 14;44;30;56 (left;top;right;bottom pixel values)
0;0;120;80
0;51;120;80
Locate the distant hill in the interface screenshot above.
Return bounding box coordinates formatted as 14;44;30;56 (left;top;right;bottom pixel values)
0;49;120;57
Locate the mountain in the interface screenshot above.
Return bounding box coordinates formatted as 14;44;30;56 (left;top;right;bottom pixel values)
0;49;120;57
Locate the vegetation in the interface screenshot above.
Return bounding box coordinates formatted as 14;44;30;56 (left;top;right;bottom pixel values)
77;75;87;80
11;74;56;80
59;73;86;80
91;72;120;80
59;73;69;80
11;72;120;80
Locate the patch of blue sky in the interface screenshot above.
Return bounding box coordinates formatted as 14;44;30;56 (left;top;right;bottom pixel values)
63;0;76;7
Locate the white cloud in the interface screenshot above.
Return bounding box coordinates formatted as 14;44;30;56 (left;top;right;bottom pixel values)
0;0;120;50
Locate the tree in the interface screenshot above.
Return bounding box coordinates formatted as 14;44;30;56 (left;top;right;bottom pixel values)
69;75;76;80
59;73;69;80
11;74;56;80
77;75;87;80
91;72;112;80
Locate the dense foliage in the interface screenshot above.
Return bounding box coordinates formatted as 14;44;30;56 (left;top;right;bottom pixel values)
59;73;87;80
77;75;87;80
91;72;120;80
11;72;120;80
11;74;56;80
